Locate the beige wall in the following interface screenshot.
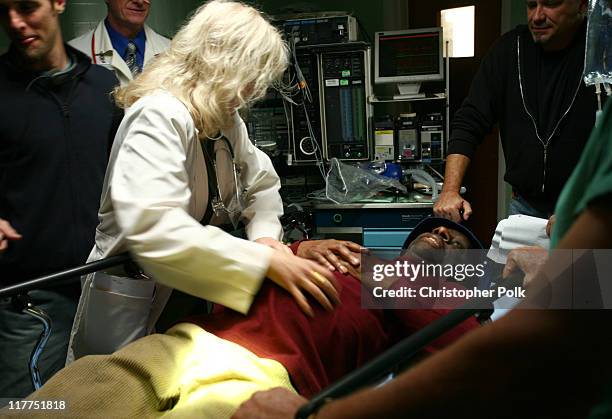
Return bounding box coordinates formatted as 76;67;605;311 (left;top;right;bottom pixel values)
0;0;393;53
59;0;203;40
0;0;203;53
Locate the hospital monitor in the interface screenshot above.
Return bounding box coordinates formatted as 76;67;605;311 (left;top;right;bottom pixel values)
374;27;444;98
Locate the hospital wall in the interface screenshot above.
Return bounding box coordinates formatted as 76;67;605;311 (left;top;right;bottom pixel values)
0;0;526;235
0;0;200;52
58;0;200;39
0;1;527;53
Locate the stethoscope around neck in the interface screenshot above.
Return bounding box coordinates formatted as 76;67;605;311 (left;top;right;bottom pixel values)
91;33;103;64
89;32;122;66
200;135;241;219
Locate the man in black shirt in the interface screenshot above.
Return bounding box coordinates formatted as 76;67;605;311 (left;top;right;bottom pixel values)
0;0;119;399
435;0;594;221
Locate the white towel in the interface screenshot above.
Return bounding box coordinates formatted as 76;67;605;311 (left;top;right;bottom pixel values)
487;215;550;320
487;215;550;264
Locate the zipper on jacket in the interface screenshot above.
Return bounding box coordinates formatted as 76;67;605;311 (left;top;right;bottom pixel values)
542;144;547;193
517;35;583;196
45;77;80;259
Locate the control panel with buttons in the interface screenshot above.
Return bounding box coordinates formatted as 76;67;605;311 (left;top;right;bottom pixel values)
320;45;372;161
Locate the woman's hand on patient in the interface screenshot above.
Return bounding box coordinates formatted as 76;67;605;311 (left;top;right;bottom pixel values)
266;249;340;317
297;239;364;278
255;237;293;254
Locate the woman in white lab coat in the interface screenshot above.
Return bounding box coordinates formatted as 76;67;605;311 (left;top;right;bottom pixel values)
68;0;339;361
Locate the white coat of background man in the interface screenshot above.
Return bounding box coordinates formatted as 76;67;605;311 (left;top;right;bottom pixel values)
69;0;170;86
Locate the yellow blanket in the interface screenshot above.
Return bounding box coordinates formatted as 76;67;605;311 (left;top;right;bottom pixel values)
2;323;296;418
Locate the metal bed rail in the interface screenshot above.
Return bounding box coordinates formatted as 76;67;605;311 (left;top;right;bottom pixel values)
1;253;131;390
0;253;131;299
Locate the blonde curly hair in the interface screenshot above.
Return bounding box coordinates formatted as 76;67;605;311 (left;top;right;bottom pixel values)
114;0;288;139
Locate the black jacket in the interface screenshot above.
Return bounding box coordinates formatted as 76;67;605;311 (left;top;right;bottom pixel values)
448;23;597;214
0;45;121;285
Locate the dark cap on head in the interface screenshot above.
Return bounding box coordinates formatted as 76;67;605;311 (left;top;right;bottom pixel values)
402;217;483;250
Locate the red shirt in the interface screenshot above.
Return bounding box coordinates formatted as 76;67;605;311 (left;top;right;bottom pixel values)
188;245;479;397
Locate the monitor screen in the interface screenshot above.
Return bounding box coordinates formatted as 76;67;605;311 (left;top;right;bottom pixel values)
374;27;443;85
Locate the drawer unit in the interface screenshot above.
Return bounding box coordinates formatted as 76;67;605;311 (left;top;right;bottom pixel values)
363;228;411;249
313;203;431;247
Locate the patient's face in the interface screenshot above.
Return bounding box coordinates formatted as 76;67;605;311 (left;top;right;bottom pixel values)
407;226;471;263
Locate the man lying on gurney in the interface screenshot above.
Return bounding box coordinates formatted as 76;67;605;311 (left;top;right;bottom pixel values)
0;218;483;419
235;92;612;418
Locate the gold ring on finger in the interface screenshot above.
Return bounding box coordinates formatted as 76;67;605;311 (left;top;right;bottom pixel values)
311;271;328;287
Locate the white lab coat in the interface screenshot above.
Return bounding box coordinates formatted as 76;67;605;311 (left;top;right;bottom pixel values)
67;90;284;361
69;21;171;86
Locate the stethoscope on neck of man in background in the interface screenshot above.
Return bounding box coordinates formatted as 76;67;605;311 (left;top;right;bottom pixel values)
90;34;124;71
90;33;106;65
89;0;151;63
90;0;151;65
199;135;243;225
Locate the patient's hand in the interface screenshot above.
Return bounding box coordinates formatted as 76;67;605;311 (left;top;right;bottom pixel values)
232;387;305;419
297;239;364;278
255;237;292;255
266;249;340;317
546;215;556;238
503;246;548;288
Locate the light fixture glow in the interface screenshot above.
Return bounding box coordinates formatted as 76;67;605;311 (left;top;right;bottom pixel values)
440;6;475;58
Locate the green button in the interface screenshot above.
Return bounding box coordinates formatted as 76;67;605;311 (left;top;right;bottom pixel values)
340;79;349;86
341;70;351;77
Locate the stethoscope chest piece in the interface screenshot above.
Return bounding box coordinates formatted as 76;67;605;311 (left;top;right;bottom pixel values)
202;136;242;217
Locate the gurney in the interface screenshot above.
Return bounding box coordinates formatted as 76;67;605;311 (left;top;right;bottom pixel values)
0;208;311;393
294;217;539;418
1;254;522;419
0;215;537;408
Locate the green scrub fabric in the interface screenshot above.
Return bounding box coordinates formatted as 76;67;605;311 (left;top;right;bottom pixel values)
550;103;612;418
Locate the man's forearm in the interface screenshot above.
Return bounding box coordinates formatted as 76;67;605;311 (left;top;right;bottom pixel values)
317;308;608;419
441;154;470;194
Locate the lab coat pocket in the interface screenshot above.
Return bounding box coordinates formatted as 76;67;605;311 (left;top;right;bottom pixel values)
72;272;156;358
